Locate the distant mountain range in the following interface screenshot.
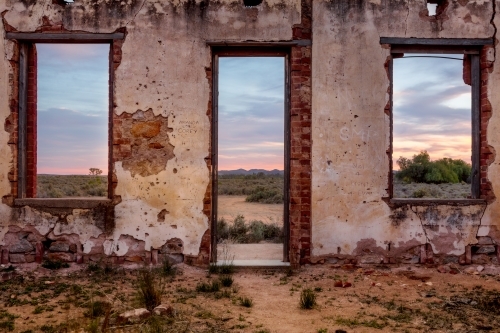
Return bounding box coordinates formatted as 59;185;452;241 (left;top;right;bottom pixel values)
218;169;284;175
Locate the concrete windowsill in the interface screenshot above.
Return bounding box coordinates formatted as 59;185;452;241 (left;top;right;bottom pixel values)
14;197;112;209
390;198;487;206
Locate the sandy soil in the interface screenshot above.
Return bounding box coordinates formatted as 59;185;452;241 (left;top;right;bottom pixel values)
217;243;283;261
2;263;500;333
218;195;283;224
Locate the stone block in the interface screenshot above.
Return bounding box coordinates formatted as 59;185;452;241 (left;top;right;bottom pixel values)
9;253;26;263
49;242;70;252
476;245;496;254
48;252;75;262
10;239;34;253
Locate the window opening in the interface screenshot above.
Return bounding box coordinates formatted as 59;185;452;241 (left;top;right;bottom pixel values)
36;44;109;198
243;0;263;7
393;54;473;199
216;56;285;264
427;3;437;16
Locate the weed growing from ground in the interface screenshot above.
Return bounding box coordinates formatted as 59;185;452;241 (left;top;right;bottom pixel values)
41;259;69;270
299;288;316;309
238;296;253;307
196;280;221;293
158;259;177;277
0;310;17;331
136;269;166;311
220;275;233;287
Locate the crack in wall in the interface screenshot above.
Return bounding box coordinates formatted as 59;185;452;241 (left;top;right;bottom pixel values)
404;4;410;37
475;202;489;240
409;204;431;244
125;0;148;27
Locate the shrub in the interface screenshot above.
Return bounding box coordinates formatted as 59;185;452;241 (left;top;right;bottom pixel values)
245;186;283;204
196;280;221;293
220;275;234;287
238;296;253;307
396;151;471;184
218;215;284;244
41;259;69;270
84;301;111;318
136;269;165;311
299;288;316;309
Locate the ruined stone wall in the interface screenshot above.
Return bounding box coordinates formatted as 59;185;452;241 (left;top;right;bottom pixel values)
0;0;499;268
311;0;498;265
0;0;301;265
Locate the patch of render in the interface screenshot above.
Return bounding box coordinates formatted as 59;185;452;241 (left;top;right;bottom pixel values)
113;160;209;256
116;109;175;177
0;15;16;247
10;206;104;245
475;0;499;243
410;204;487;256
311;0;494;260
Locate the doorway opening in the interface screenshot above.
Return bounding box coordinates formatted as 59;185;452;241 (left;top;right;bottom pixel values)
211;49;290;266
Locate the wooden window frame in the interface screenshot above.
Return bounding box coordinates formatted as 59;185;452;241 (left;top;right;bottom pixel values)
209;43;292;263
6;32;124;204
381;37;493;201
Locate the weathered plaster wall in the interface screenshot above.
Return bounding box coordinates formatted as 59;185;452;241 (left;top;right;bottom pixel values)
0;0;301;264
311;0;496;263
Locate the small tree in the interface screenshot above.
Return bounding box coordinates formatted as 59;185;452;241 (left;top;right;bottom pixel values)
89;168;103;176
396;151;471;184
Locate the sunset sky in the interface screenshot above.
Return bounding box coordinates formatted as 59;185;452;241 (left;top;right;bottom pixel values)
37;44;109;174
393;54;471;169
37;45;470;174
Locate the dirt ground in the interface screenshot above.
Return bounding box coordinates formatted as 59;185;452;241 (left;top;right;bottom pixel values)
218;196;283;224
1;262;500;333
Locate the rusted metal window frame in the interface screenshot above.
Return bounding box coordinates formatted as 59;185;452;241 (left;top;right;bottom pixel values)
209;45;292;263
7;32;124;201
381;37;493;201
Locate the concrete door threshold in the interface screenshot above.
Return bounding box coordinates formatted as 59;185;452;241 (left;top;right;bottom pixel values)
217;260;290;268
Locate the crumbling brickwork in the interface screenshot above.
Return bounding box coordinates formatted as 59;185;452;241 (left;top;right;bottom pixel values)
289;0;312;267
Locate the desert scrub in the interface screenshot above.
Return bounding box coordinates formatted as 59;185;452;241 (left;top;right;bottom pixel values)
219;275;234;287
218;215;283;244
41;259;69;270
0;310;17;331
37;174;108;198
136;269;166;311
217;172;283;200
299;288;316;309
238;296;253;307
196;280;221;293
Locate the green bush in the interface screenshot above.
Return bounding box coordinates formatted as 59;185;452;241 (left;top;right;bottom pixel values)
299;288;317;309
245;186;283;204
396;151;471;184
218;215;283;244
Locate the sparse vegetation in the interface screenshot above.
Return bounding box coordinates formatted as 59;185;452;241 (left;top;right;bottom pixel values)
196;280;221;293
238;296;253;308
218;173;283;203
220;275;234;287
41;259;69;270
299;288;317;309
217;215;283;244
136;269;166;311
2;262;500;333
37;174;107;198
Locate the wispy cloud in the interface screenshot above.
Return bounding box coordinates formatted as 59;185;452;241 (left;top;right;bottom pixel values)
37;44;109;175
393;54;471;167
218;57;285;170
